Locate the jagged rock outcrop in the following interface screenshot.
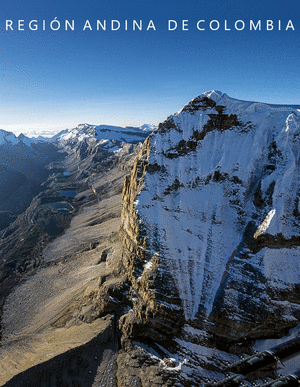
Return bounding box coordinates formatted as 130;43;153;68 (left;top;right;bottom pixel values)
118;91;300;385
120;137;185;343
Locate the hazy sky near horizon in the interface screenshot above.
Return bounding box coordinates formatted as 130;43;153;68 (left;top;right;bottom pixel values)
0;0;299;135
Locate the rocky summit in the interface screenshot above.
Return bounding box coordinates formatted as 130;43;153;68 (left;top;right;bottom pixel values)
1;94;300;386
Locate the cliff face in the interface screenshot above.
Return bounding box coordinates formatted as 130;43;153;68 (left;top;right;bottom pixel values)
119;91;300;383
120;137;185;342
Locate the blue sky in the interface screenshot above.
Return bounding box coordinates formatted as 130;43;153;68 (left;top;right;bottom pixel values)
0;0;299;135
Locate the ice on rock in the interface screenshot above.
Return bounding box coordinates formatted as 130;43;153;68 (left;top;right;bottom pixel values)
254;209;276;239
285;113;299;133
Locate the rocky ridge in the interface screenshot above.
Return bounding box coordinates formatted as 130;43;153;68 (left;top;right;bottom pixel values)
0;124;149;386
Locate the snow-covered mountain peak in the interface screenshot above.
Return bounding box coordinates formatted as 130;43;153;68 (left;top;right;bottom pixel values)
0;129;48;146
77;123;91;130
139;124;157;132
55;123;154;149
0;129;19;146
121;92;300;348
177;91;300;119
0;129;46;146
202;89;224;101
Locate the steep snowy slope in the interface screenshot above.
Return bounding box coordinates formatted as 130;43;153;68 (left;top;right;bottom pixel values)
120;90;300;348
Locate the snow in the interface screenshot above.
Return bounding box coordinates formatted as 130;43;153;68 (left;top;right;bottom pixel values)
56;123;153;145
254;323;300;376
144;261;153;270
262;247;300;285
253;209;276;238
140;124;156;132
0;130;19;145
158;300;182;311
131;341;188;373
173;334;239;381
160;358;187;372
175;337;237;361
0;129;47;146
134;91;300;322
182;325;209;338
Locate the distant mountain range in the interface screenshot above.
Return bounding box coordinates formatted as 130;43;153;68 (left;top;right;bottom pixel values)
0;123;154;229
0;123;155;146
0;129;49;146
